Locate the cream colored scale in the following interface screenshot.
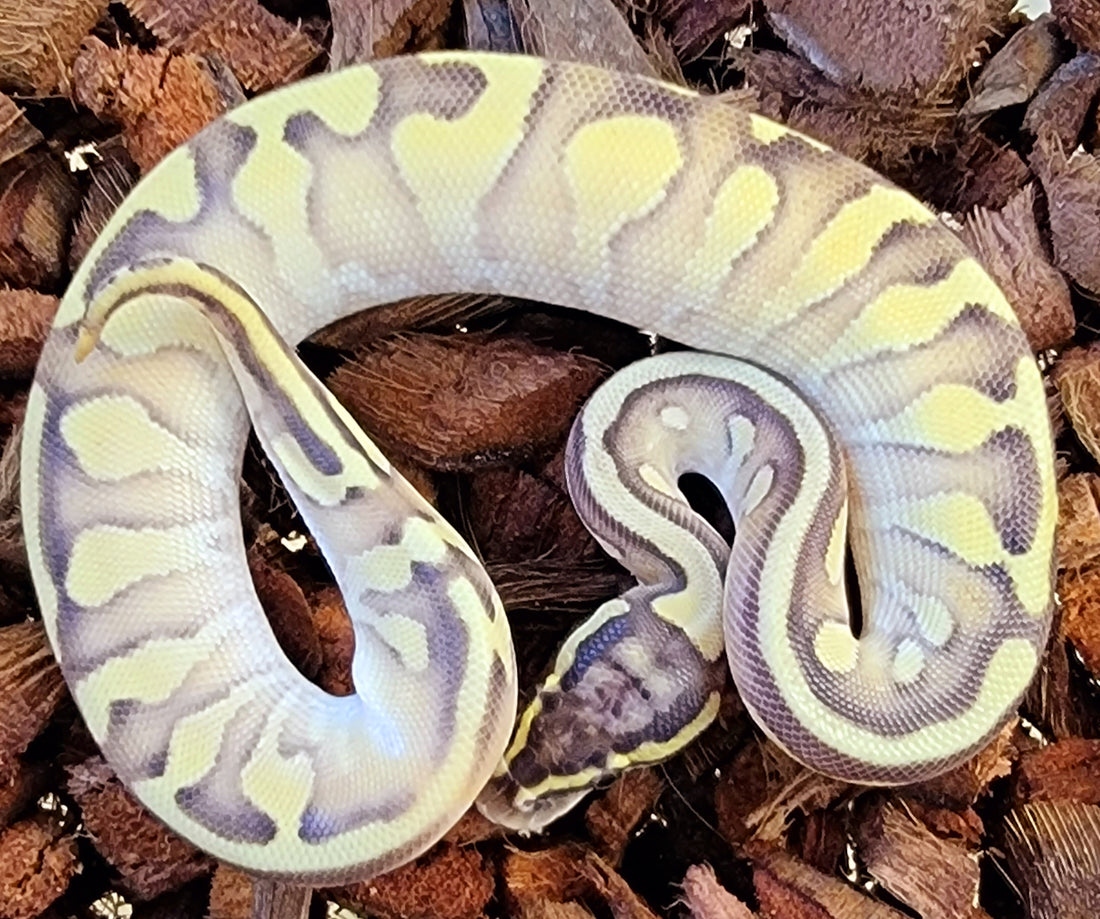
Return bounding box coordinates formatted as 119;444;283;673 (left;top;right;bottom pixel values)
21;53;1055;881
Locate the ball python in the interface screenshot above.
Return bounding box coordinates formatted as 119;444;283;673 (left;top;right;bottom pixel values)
20;52;1056;882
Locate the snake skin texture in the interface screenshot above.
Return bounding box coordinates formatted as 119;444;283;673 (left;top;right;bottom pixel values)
20;53;1056;880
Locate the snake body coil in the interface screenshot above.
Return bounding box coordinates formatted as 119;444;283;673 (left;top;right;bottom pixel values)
21;54;1056;881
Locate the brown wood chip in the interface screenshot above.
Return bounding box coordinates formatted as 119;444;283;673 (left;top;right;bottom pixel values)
856;799;984;919
0;155;79;288
508;0;660;78
66;756;215;900
248;550;323;682
763;0;1013;100
307;584;355;697
123;0;321;92
72;37;235;172
1032;136;1100;295
326;333;607;471
467;464;601;564
656;0;751;62
207;865;255;919
732;48;954;169
1057;473;1100;571
0;761;51;831
962;13;1067;118
1017;738;1100;804
68;144;138;270
330;0;453;68
1024;52;1100;152
0;288;58;378
1004;800;1100;919
680;864;755;919
0;96;42;169
1053;0;1100;54
0;0;109;95
1060;564;1100;678
0;621;65;784
962;184;1075;353
585;768;665;864
747;840;909;919
326;843;494;919
502;844;595;913
0;815;78;919
1054;345;1100;467
577;851;663;919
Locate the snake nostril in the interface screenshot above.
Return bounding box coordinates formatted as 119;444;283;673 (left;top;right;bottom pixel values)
677;472;735;546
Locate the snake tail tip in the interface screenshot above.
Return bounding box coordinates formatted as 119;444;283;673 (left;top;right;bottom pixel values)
73;326;101;363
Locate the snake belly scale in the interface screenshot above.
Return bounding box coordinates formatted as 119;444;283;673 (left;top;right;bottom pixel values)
20;53;1056;881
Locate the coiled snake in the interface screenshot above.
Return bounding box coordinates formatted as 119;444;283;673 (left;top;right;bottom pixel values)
20;53;1056;882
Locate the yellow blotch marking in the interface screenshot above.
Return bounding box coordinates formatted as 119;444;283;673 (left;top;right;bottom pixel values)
781;185;936;312
659;404;691;431
349;516;449;594
61;396;187;482
77;633;220;739
638;462;678;499
225;69;382;297
651;588;724;660
564;115;683;276
898;638;1036;759
749;114;789;145
392;57;543;250
892;639;925;685
748;114;830;152
108;149;202;233
866;354;1055;619
913;593;954;647
814;621;859;674
113;149;203;227
229;123;324;296
403;516;451;563
884;359;1038;453
66;521;215;608
895;489;1050;625
899;491;1003;568
372;614;431;671
351;544;415;593
239;714;314;837
229;65;381;139
157;688;253;791
831;259;1017;360
825;501;848;586
684;164;778;299
447;575;489;627
727;415;755;470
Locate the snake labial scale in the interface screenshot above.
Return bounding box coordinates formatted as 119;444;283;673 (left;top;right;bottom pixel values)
21;53;1056;882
